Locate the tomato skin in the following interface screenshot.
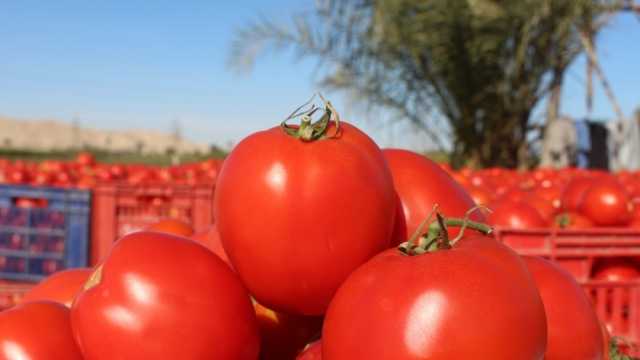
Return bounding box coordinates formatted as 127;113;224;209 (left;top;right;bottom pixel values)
524;257;604;360
215;121;396;315
191;224;230;266
382;149;484;245
145;218;194;237
488;200;547;229
22;268;92;307
71;231;260;360
297;340;322;360
0;301;83;360
580;180;633;226
322;235;547;359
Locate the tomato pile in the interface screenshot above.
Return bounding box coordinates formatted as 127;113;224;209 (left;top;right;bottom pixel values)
448;167;640;229
0;153;221;188
0;98;635;359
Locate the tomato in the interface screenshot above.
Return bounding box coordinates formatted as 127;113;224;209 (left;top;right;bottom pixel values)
0;301;83;359
526;195;559;221
71;231;260;359
580;180;633;226
562;177;595;212
215;111;396;315
254;301;323;360
553;212;594;229
322;220;547;359
467;185;493;206
22;268;92;307
191;225;230;266
592;259;640;281
382;149;484;245
297;340;322;360
145;218;194;237
524;256;604;360
76;152;96;167
488;200;547;229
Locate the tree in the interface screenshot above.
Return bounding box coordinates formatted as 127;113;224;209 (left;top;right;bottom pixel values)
230;0;612;168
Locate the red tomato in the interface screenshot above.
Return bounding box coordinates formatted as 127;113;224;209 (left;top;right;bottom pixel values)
215;119;396;315
0;301;83;359
323;227;547;359
76;152;96;167
71;232;260;359
191;225;230;266
297;340;322;360
553;212;594;229
254;301;323;360
592;259;640;282
382;149;484;245
22;268;92;307
145;218;194;237
580;180;633;226
467;185;493;207
562;177;595;212
524;256;604;360
488;200;547;229
526;195;559;221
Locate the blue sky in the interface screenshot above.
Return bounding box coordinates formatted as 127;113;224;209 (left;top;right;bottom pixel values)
1;1;639;151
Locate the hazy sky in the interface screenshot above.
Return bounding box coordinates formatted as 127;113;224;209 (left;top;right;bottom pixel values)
1;1;639;151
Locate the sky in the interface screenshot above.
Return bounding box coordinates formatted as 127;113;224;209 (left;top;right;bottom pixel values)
1;1;639;151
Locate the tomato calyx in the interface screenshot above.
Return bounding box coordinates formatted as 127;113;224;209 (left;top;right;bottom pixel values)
281;93;341;141
399;207;493;256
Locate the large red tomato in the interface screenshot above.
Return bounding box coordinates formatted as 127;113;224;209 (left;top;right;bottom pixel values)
215;111;396;315
22;268;92;307
322;221;547;359
382;149;484;245
0;301;83;359
553;212;594;229
71;232;260;359
488;200;547;229
297;340;322;360
580;180;633;226
524;256;604;360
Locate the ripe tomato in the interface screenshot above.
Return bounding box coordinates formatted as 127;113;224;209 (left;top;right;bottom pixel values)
562;177;595;212
145;218;194;237
71;232;260;359
0;301;83;359
524;256;604;360
580;180;633;226
553;212;594;229
488;200;547;229
592;259;640;281
526;195;559;221
254;301;323;360
215;115;396;315
191;224;230;266
76;152;96;167
323;222;547;359
382;149;484;245
297;340;322;360
22;268;92;307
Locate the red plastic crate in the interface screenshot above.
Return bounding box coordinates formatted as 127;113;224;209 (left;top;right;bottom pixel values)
0;281;33;311
584;280;640;356
90;184;215;265
494;227;640;282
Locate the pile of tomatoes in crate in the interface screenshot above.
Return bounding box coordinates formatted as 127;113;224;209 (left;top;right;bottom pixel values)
0;99;635;359
449;166;640;230
0;154;221;189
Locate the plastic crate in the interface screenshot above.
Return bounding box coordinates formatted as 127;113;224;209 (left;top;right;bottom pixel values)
584;280;640;356
494;227;640;282
0;281;32;310
0;184;90;282
91;184;214;265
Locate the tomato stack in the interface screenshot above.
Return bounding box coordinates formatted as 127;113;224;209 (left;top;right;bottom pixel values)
0;99;633;359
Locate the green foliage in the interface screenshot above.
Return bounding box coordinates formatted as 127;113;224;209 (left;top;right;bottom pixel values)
230;0;611;168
